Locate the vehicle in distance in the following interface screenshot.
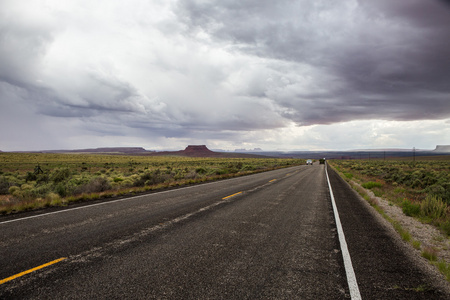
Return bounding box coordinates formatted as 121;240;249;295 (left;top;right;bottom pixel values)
306;159;313;165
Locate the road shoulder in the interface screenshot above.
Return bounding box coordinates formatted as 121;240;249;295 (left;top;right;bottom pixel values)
327;164;450;299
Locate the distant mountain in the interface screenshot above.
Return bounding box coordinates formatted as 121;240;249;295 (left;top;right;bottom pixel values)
4;145;269;158
434;145;450;152
150;145;269;158
234;148;263;152
27;147;153;154
6;144;448;158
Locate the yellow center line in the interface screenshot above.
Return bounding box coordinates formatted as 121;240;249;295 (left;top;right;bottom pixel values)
222;191;242;200
0;257;67;285
269;179;277;182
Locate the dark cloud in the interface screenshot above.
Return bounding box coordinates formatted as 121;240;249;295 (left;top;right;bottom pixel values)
1;0;449;151
176;0;450;125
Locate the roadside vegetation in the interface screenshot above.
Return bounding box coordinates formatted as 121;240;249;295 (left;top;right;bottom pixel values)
329;157;450;281
330;158;450;235
0;153;304;214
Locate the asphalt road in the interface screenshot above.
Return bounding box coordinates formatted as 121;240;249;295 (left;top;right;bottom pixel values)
1;164;448;299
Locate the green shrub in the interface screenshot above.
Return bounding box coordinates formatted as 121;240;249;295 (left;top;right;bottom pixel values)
134;169;167;187
411;179;423;189
344;173;353;180
394;187;406;194
8;186;20;196
402;200;421;217
32;184;51;198
51;168;71;183
184;170;197;180
420;195;447;219
46;192;62;206
215;169;228;175
435;260;450;281
120;179;134;187
425;183;450;205
75;177;111;194
241;165;256;171
55;182;68;197
21;183;34;190
0;176;10;194
195;167;207;174
362;181;383;189
426;184;445;195
440;221;450;236
36;173;49;184
412;240;421;250
422;247;438;261
393;221;411;242
373;189;383;197
25;172;37;182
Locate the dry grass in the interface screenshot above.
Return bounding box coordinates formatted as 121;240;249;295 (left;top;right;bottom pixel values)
0;154;304;214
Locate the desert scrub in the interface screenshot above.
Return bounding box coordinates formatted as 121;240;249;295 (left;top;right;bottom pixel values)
50;168;72;183
402;199;421;217
343;172;353;180
0;153;303;213
74;177;111;194
435;260;450;281
361;181;383;189
420;195;447;220
113;177;124;182
421;246;438;262
412;240;421;250
0;176;10;194
329;159;450;224
332;159;450;203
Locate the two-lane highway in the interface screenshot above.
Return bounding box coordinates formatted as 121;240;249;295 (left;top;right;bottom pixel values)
1;164;449;299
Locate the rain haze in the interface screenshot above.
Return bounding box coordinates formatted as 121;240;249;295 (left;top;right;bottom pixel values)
1;0;449;151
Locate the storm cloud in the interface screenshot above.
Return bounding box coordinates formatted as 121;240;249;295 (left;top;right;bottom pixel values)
0;0;449;151
177;0;450;124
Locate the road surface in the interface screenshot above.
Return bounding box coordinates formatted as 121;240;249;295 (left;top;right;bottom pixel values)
1;164;448;299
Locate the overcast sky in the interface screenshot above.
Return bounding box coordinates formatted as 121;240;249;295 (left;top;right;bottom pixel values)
1;0;449;151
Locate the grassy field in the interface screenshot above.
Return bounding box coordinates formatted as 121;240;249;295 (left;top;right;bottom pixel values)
0;153;304;214
329;158;450;235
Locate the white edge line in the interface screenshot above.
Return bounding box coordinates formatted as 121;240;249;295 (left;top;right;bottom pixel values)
325;162;362;300
0;175;247;226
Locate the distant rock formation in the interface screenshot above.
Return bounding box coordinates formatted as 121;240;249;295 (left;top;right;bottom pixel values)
434;145;450;152
182;145;214;155
74;147;149;153
151;145;268;158
36;147;152;154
